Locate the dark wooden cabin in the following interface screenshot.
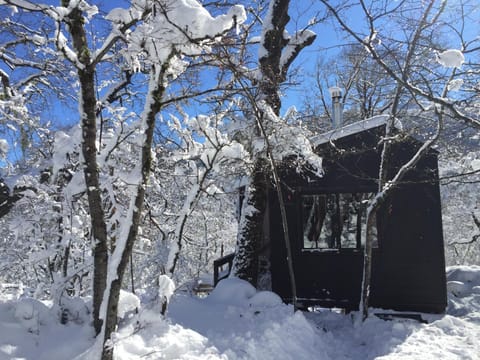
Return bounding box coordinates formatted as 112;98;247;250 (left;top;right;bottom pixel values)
264;116;447;313
214;116;448;313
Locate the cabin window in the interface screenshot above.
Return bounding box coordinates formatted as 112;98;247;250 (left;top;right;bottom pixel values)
302;193;378;250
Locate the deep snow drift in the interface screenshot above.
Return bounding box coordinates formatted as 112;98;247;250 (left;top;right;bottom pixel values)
0;266;479;359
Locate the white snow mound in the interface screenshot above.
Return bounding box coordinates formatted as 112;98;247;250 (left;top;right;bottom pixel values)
248;290;283;308
207;277;257;305
447;265;480;293
118;290;140;319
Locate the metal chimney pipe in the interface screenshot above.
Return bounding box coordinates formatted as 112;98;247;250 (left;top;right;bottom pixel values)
328;86;343;128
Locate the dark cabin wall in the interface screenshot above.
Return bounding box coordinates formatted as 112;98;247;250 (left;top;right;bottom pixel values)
373;145;447;312
269;125;447;313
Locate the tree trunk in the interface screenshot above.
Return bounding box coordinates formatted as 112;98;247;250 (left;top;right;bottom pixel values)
234;0;314;300
361;207;376;320
360;110;443;320
65;5;109;335
233;0;289;286
233;158;268;285
101;64;166;360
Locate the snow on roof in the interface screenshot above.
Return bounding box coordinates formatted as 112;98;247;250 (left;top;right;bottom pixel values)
311;114;403;147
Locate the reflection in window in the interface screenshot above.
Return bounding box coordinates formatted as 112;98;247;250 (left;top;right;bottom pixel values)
302;193;378;250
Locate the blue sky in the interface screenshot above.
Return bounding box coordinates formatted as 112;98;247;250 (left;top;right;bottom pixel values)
0;0;377;168
2;0;477;168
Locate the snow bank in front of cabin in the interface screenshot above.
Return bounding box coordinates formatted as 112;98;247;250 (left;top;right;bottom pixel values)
112;308;226;360
0;280;326;360
1;269;480;359
305;265;480;360
169;278;328;359
365;265;480;359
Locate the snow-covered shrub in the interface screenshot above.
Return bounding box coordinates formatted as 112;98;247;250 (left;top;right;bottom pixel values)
14;297;51;333
118;290;140;319
57;296;90;325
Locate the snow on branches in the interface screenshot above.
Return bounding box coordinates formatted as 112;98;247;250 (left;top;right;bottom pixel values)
120;0;246;73
436;49;465;68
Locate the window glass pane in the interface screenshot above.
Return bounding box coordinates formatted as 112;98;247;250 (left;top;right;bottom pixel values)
302;193;377;250
302;194;329;249
340;193;359;248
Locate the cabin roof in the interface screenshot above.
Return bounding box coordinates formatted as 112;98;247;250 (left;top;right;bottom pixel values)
311;115;403;147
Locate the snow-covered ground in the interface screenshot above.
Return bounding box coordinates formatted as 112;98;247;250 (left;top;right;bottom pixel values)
1;266;479;360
